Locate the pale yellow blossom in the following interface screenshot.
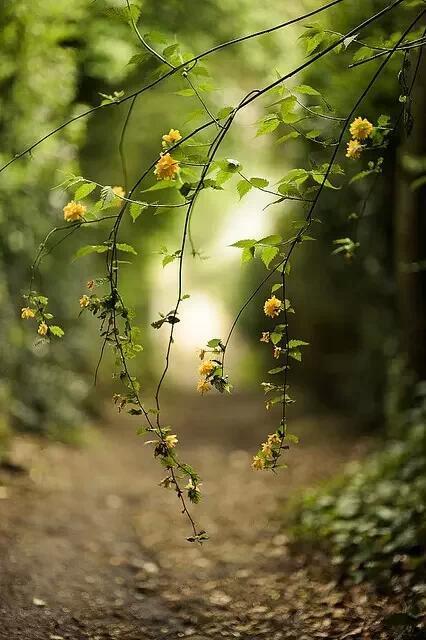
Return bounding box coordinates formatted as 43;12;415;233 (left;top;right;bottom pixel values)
349;117;374;140
63;200;86;222
154;153;180;180
264;295;282;318
21;307;35;320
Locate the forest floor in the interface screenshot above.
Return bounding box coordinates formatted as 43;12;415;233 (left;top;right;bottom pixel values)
0;394;410;640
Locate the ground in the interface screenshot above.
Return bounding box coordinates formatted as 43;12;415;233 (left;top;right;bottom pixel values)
0;395;409;639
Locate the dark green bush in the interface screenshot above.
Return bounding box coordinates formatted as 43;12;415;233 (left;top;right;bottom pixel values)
290;391;426;588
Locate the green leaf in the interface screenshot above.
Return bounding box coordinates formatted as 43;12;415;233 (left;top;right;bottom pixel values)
261;246;279;268
256;114;280;136
141;180;176;192
258;234;282;245
74;244;109;259
230;238;257;248
276;131;300;144
293;84;321;96
207;338;222;348
49;325;64;337
289;339;309;348
250;177;269;188
237;180;252;200
241;246;255;263
116;243;137;255
74;182;96;200
129;202;147;222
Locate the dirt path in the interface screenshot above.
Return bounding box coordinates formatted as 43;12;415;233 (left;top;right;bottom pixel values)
0;395;405;639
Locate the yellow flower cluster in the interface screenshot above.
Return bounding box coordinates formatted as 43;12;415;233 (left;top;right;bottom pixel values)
154;153;180;180
346;117;374;160
79;295;90;309
162;128;182;148
197;357;216;395
37;322;48;336
346;139;363;160
349;117;374;141
21;307;35;319
197;378;211;395
165;434;178;449
252;433;282;470
264;295;282;318
63;200;86;222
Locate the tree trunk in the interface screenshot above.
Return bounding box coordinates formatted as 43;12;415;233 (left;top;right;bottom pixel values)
395;52;426;381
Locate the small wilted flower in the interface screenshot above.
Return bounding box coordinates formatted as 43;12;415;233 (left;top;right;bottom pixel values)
37;322;48;336
198;348;206;360
63;200;86;222
260;332;270;343
160;475;174;489
346;139;363;159
349;117;374;140
87;279;95;290
165;434;178;449
162;128;182;148
273;347;282;359
21;307;35;320
264;295;282;318
79;295;90;309
154;153;180;180
197;379;211;395
252;455;266;470
199;360;215;377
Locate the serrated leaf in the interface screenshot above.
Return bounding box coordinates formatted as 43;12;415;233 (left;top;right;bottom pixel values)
116;243;137;255
288;339;309;348
258;234;282;245
230;238;257;248
250;177;269;188
74;244;109;259
49;325;64;337
261;246;279;268
141;180;176;192
293;84;321;96
237;180;252;200
256;114;280;136
129;202;146;222
74;182;96;200
241;246;255;263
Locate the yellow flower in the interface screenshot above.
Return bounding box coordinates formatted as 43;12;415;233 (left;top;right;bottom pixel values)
37;322;48;336
154;153;180;180
199;360;215;377
349;117;374;141
252;455;266;470
197;379;211;395
165;434;178;449
260;332;270;343
268;433;281;447
63;200;86;222
162;129;182;148
264;295;282;318
21;307;35;320
112;186;125;198
112;186;125;205
261;442;273;456
346;139;363;160
79;295;90;309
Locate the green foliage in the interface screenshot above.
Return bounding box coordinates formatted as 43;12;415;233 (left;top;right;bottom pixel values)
290;397;426;587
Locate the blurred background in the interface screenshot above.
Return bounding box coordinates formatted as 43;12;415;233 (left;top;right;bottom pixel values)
0;0;424;444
